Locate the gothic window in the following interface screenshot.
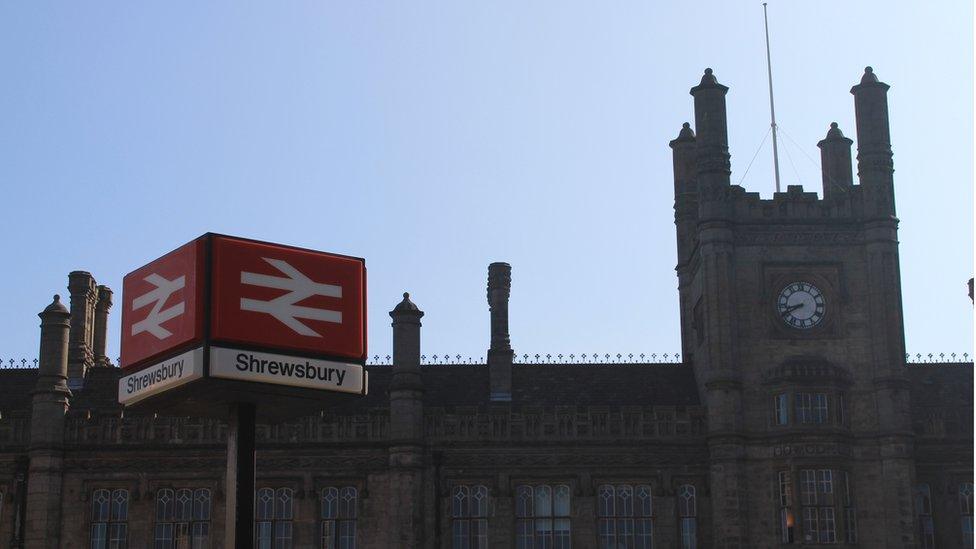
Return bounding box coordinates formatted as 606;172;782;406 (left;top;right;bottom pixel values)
515;484;571;549
773;394;789;426
776;472;795;543
799;469;836;543
677;484;696;549
961;483;974;548
915;484;934;549
597;484;653;549
256;487;293;549
153;488;211;549
321;487;357;549
452;485;488;549
90;488;128;549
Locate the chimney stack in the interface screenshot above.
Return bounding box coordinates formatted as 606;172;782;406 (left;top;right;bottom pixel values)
67;271;96;384
817;122;854;199
487;263;513;401
93;286;113;367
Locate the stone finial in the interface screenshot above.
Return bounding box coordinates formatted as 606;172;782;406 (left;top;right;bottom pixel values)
851;65;889;93
860;66;878;84
671;122;695;144
690;67;728;95
824;122;846;140
392;292;422;315
41;295;68;316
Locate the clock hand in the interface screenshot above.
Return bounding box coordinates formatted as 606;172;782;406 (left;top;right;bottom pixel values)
782;303;804;315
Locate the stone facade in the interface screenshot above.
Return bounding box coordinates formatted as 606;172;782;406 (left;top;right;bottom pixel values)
0;67;971;548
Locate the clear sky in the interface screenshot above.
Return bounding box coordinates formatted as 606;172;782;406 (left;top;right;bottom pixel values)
1;1;972;363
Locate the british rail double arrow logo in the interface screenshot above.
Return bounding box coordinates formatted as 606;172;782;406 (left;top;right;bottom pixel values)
240;258;343;337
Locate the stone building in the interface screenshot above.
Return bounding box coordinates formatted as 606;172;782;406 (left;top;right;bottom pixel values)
0;67;971;548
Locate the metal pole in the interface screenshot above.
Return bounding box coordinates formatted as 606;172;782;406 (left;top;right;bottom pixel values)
763;2;782;193
225;402;256;549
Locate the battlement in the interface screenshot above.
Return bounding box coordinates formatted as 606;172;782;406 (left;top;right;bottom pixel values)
671;67;896;227
726;183;865;222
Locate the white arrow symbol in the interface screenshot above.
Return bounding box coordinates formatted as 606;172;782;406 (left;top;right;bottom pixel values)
240;258;342;337
131;273;186;339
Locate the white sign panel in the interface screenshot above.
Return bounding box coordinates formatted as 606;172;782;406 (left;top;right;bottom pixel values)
118;347;203;405
210;347;366;395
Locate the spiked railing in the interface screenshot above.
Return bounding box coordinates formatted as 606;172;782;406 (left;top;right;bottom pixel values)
3;352;970;369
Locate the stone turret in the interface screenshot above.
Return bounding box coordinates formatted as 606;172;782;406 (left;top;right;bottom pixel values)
817;122;854;199
690;68;732;221
851;66;895;218
25;295;72;549
487;262;513;401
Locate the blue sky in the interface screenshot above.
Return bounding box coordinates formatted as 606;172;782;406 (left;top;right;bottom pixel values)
1;1;972;363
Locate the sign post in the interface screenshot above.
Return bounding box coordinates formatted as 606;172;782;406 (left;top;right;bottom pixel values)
226;402;256;549
117;234;368;547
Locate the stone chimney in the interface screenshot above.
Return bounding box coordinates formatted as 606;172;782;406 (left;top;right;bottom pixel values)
487;262;513;401
26;295;72;548
93;286;113;367
817;122;854;199
67;271;97;384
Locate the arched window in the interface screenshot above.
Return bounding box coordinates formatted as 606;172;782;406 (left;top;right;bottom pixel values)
153;487;211;548
515;484;571;549
451;484;488;549
321;486;358;549
961;483;974;548
677;484;696;549
915;484;935;549
90;488;128;549
256;487;293;549
597;484;653;548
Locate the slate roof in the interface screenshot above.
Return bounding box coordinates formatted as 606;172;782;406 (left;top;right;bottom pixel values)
0;362;701;413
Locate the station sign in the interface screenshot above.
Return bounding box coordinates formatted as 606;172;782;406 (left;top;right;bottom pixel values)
118;234;367;411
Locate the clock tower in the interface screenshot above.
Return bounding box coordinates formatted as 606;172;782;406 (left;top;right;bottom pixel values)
671;67;915;547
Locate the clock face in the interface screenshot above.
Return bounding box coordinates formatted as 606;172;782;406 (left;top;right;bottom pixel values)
777;281;826;329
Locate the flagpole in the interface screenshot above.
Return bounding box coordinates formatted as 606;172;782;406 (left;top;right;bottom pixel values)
763;2;782;193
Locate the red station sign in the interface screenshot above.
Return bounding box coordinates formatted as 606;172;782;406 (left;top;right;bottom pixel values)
120;239;205;368
120;234;366;371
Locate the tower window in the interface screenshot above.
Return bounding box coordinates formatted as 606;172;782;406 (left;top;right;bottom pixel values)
776;472;795;543
796;393;829;424
773;394;789;426
799;469;836;543
597;484;653;549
